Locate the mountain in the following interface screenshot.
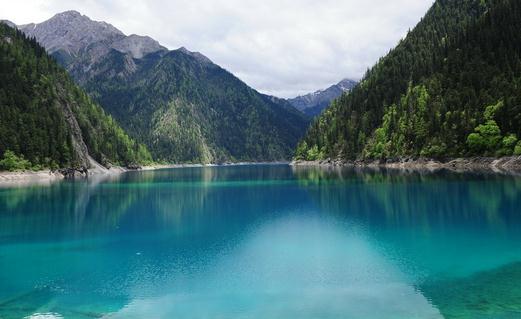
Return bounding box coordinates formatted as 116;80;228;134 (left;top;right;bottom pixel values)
0;22;151;171
296;0;521;161
0;20;16;29
288;78;357;117
19;11;166;63
18;11;309;163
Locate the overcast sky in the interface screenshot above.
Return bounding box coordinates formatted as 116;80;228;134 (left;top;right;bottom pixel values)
1;0;433;98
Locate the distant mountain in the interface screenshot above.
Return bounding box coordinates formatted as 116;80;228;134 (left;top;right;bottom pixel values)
288;79;357;117
0;20;16;29
296;0;521;161
0;23;151;170
19;11;166;62
17;11;309;163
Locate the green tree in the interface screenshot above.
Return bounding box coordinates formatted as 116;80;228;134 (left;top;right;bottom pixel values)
498;134;518;156
514;141;521;156
295;141;309;160
296;0;521;160
0;23;152;168
467;120;502;155
0;150;31;171
306;145;321;161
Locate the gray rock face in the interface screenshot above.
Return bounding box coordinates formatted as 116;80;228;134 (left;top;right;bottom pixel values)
0;20;17;29
14;11;217;85
177;47;213;65
112;34;164;59
18;10;166;60
19;11;123;56
288;78;357;117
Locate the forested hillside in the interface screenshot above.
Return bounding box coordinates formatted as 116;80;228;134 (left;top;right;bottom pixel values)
80;49;309;163
296;0;521;161
18;12;309;164
0;23;151;171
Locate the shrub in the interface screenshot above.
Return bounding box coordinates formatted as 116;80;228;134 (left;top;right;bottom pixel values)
0;150;32;172
466;120;502;155
497;134;518;156
514;141;521;156
306;145;321;161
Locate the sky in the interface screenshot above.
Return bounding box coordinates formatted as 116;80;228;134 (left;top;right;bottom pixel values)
1;0;434;98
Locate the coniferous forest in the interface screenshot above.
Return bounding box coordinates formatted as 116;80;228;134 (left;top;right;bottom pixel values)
0;23;151;170
76;49;309;164
16;9;310;165
296;0;521;161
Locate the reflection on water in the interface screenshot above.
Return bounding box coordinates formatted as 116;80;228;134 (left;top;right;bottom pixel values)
0;165;520;318
107;215;442;319
293;166;521;228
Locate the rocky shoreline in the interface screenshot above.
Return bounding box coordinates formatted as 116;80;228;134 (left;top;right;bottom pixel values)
0;162;289;187
291;156;521;173
0;166;128;187
0;170;65;187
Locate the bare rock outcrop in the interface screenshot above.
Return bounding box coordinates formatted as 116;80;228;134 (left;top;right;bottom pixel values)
18;10;167;64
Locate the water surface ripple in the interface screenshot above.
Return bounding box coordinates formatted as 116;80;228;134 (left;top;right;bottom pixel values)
0;165;520;318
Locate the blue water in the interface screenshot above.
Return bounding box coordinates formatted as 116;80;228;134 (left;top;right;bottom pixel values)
0;165;520;318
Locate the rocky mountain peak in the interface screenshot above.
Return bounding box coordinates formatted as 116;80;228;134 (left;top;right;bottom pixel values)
0;20;17;29
16;11;168;60
287;78;358;117
177;47;213;65
337;78;358;91
19;11;124;56
50;10;83;21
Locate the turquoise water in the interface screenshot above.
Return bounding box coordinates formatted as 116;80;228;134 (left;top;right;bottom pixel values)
0;165;520;319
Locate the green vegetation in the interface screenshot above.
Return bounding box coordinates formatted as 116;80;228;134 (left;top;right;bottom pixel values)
66;48;309;163
0;23;152;170
0;150;33;171
297;0;521;161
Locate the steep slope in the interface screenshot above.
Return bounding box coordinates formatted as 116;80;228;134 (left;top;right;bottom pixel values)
0;23;151;170
288;78;357;117
19;11;309;163
297;0;521;161
82;49;309;162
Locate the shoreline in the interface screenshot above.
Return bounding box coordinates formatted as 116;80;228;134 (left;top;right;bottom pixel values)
0;161;291;187
0;166;129;188
0;170;65;188
291;156;521;174
3;157;521;187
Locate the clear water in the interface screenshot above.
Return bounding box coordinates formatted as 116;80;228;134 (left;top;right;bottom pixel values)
0;165;520;319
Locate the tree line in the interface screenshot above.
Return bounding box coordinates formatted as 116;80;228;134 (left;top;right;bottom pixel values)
0;23;152;171
297;0;521;161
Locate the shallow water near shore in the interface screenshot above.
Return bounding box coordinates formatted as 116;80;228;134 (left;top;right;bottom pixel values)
0;165;520;318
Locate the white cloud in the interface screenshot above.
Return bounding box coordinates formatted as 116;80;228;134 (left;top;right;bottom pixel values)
0;0;434;97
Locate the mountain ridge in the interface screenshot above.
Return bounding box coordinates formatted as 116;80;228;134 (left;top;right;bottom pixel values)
0;22;151;171
19;11;166;59
288;78;357;117
15;11;309;163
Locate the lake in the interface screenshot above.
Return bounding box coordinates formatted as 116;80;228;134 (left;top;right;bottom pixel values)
0;164;520;318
